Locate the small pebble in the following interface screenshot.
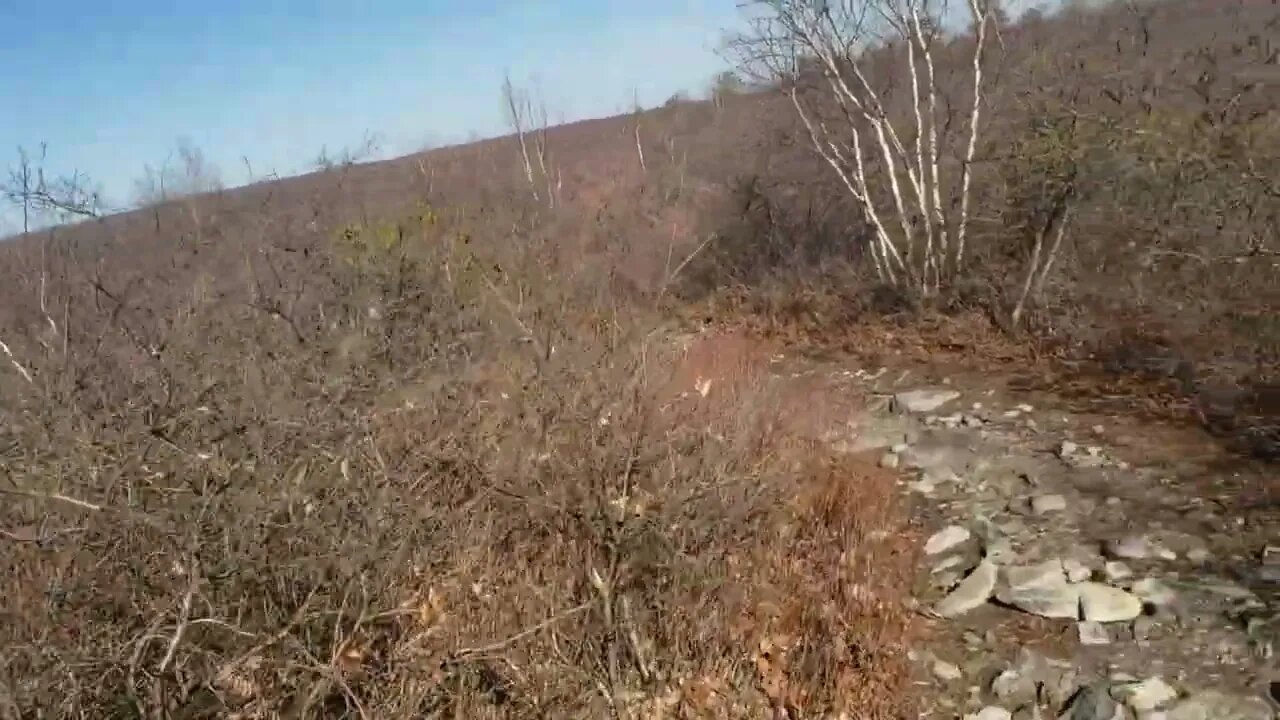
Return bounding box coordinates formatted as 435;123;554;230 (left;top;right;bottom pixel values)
932;659;963;682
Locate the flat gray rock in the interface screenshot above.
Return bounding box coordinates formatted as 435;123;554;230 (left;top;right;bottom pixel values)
1105;535;1156;560
997;559;1080;619
900;443;974;474
895;388;961;413
1078;582;1144;622
1130;577;1178;607
1103;561;1133;582
936;560;998;617
1116;676;1179;712
933;555;964;573
1166;690;1274;720
932;658;963;682
1032;493;1069;514
991;666;1038;706
926;524;972;555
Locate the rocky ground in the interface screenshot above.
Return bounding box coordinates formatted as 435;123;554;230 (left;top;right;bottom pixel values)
800;358;1279;720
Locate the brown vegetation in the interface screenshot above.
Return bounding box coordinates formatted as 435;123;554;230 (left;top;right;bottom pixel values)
0;88;924;716
0;0;1277;716
0;178;920;716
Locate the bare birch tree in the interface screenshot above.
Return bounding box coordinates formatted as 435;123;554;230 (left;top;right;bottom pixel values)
501;74;559;209
502;73;540;202
530;90;560;209
730;0;997;296
630;90;647;173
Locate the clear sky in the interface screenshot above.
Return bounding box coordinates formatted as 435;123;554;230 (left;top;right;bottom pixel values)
0;0;743;232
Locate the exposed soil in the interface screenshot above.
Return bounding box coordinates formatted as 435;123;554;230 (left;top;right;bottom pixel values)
689;320;1280;718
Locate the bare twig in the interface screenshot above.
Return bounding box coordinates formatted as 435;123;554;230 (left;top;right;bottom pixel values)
0;655;19;720
619;594;651;683
158;557;200;673
126;618;167;716
656;233;716;304
0;338;34;385
452;600;593;658
1012;196;1072;327
3;145;104;224
0;488;172;533
632;90;647;173
0;489;102;512
954;0;993;269
532;93;557;209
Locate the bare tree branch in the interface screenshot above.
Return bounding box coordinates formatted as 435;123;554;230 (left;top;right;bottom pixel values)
728;0;998;297
503;72;540;201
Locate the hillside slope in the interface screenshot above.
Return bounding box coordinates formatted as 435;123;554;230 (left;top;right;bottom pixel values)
0;0;1277;716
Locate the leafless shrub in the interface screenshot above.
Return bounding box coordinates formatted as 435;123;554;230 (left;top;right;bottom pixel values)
981;0;1280;345
314;132;384;173
132;138;225;208
0;135;919;717
2;144;105;228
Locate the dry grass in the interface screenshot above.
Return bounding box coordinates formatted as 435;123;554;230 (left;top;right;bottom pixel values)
0;121;920;718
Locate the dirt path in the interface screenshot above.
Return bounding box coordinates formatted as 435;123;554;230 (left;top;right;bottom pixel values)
702;331;1279;719
812;353;1280;719
665;322;1277;717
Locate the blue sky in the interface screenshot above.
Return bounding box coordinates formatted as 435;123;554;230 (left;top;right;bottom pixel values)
0;0;743;232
